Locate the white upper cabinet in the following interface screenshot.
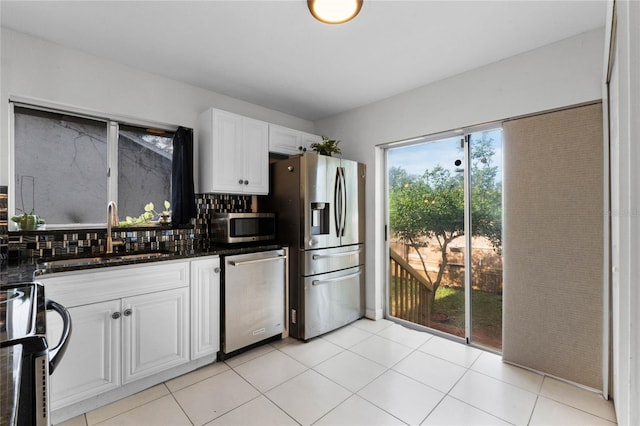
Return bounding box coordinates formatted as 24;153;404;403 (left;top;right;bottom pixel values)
198;108;269;194
269;124;322;156
300;131;323;152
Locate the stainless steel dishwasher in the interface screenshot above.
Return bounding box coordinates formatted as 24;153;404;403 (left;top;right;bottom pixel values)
220;248;288;357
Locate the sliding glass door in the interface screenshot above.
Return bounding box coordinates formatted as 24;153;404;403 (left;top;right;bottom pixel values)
468;130;503;349
386;128;503;350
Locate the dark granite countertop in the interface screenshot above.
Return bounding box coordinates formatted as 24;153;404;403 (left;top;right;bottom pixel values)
0;243;283;285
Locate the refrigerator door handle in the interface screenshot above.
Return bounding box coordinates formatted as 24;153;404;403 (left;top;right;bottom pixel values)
312;249;361;260
334;167;347;237
340;167;347;237
334;167;343;237
312;270;362;286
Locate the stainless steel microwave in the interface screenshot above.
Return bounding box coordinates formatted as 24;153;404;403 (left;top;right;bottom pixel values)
210;212;276;243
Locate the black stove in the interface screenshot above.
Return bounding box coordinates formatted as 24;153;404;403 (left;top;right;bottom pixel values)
0;282;71;426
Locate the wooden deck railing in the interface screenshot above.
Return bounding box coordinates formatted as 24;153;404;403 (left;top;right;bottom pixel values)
389;249;433;326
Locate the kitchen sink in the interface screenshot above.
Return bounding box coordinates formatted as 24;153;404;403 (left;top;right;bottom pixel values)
113;252;170;261
39;252;170;269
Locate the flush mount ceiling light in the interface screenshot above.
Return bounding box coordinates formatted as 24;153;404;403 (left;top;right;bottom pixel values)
308;0;363;24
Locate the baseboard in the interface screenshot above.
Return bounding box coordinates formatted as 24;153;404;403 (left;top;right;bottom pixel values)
365;307;384;320
50;355;216;424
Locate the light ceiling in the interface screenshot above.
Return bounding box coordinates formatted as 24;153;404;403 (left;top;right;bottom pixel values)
0;1;606;122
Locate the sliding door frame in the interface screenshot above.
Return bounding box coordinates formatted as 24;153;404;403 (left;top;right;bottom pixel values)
381;121;502;348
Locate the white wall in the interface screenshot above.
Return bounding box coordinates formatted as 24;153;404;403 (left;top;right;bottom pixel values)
0;28;315;189
314;28;605;320
606;0;640;424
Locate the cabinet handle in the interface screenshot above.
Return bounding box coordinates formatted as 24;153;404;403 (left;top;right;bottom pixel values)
123;308;133;317
112;312;121;320
244;180;249;185
214;267;221;273
298;146;303;151
238;179;244;184
303;147;307;152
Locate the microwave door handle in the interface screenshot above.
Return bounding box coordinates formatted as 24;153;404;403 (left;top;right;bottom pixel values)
46;298;72;375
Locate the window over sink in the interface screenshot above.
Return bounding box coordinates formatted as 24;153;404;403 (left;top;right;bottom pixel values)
11;104;175;228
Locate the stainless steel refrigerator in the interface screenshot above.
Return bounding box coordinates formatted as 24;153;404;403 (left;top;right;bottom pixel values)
265;153;365;340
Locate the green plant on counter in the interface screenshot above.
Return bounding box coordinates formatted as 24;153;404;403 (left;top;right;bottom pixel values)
11;210;45;231
310;136;341;156
119;201;172;226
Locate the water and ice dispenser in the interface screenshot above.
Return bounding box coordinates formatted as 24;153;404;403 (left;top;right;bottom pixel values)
310;202;329;235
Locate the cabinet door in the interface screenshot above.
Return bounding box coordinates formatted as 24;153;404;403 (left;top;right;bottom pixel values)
190;257;221;359
269;124;304;155
47;300;121;410
242;117;269;194
122;288;189;384
40;260;190;307
210;110;245;193
300;132;322;153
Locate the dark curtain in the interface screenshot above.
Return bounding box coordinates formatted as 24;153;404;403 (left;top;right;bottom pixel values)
171;127;196;226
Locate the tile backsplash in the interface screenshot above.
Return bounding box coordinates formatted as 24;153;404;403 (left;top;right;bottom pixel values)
8;227;197;260
6;193;253;261
194;193;253;240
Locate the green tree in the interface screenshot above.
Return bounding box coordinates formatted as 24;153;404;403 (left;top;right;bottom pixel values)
389;135;502;310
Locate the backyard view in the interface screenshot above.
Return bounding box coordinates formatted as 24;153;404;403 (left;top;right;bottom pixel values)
387;130;503;350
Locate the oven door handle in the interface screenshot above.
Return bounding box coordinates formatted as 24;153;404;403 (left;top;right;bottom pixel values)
46;299;72;375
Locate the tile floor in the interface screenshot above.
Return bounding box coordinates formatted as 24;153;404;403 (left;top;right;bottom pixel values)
56;318;617;426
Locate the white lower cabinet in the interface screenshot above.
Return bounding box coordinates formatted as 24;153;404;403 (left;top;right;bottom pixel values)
46;300;121;409
41;260;194;410
122;287;190;383
190;256;221;359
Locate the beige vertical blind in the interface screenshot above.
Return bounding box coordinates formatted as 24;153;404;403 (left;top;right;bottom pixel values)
502;102;604;389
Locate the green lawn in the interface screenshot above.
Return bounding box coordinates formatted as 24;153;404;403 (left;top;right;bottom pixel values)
389;277;503;349
432;286;503;348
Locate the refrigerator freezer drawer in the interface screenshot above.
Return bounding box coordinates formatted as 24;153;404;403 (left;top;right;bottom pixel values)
303;244;364;277
223;249;287;354
303;266;364;339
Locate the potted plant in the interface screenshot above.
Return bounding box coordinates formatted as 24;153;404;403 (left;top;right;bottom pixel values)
119;201;172;226
310;136;341;156
11;210;45;231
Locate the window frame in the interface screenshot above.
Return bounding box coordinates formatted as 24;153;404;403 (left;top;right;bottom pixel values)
9;99;177;229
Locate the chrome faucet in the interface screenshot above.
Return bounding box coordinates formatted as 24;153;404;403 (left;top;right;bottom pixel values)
106;201;124;253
